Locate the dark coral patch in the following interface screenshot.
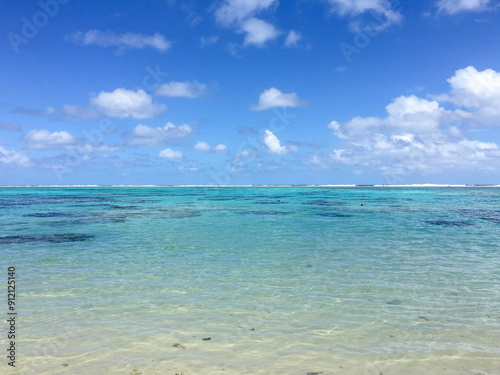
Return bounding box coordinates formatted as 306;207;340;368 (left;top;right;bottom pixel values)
426;221;474;227
24;212;75;218
255;201;287;205
234;210;291;216
0;233;95;244
303;201;346;206
317;212;353;218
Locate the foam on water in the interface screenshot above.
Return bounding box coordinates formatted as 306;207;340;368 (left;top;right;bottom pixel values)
1;187;500;374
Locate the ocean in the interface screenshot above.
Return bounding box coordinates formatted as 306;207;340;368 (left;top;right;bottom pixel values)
1;186;500;375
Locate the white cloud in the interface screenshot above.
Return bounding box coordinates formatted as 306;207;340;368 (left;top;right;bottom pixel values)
251;87;307;111
213;144;229;153
437;0;491;14
22;129;120;153
67;30;171;51
240;18;280;47
440;66;500;124
327;68;500;176
24;130;78;150
129;122;192;146
0;146;31;167
194;141;228;153
155;80;208;98
263;129;288;155
284;30;301;47
158;148;183;161
327;0;402;31
215;0;278;25
194;141;211;151
91;88;166;119
214;0;280;48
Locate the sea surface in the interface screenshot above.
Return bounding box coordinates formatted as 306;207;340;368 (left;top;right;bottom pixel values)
1;186;500;375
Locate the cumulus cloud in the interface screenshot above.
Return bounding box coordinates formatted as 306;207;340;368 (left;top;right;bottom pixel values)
284;30;301;47
194;141;211;151
67;30;171;52
22;129;119;153
155;80;208;98
240;18;280;46
158;148;183;161
24;130;78;150
437;0;491;14
215;0;280;47
194;141;228;153
91;88;166;119
263;129;288;155
251;87;307;111
62;88;166;120
327;68;500;176
215;0;278;25
129;122;192;147
439;66;500;124
0;146;31;167
327;0;402;31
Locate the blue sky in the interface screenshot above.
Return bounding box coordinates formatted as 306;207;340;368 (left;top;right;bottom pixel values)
1;0;500;185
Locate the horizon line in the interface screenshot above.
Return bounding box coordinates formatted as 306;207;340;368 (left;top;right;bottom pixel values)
1;184;500;188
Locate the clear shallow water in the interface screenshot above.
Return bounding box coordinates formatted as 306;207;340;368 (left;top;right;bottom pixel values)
1;187;500;375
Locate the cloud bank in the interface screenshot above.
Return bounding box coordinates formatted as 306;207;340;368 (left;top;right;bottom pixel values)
326;66;500;176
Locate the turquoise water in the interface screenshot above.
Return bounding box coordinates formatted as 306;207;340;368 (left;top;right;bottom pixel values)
1;187;500;375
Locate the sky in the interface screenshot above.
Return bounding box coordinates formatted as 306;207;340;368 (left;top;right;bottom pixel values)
1;0;500;185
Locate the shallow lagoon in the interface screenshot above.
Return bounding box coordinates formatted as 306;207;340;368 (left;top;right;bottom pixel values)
1;187;500;374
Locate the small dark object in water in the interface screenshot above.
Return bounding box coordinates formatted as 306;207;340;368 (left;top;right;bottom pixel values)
249;328;255;331
306;372;323;375
172;343;186;349
361;203;367;206
387;299;403;305
202;337;212;341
